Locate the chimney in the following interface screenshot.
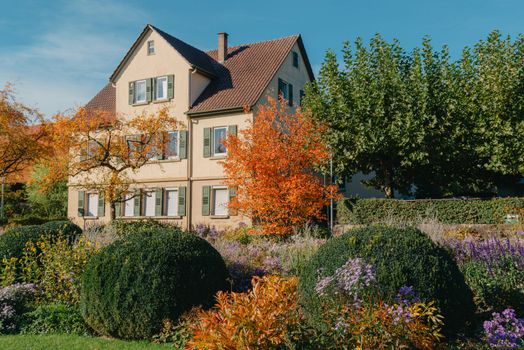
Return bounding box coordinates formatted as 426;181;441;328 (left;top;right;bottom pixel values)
218;32;228;63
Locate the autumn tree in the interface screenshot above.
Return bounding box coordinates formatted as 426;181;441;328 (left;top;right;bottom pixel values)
0;84;48;219
44;107;180;220
221;98;338;236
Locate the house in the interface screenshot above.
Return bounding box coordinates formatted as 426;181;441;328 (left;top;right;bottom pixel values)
68;24;314;230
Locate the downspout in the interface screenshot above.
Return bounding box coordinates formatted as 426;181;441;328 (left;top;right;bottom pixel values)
186;68;197;231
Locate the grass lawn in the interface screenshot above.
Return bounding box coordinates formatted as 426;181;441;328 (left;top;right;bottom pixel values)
0;334;172;350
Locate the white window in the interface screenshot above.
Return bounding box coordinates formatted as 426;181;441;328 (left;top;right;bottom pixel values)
143;190;156;217
165;131;178;159
213;127;227;156
124;193;134;217
134;80;146;104
165;189;178;216
213;187;229;216
86;193;99;217
147;40;155;55
155;76;168;100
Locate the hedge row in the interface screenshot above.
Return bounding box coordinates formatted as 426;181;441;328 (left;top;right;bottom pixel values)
337;197;524;225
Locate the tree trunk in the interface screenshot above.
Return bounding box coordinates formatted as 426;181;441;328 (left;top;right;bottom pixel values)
110;202;116;221
383;164;395;199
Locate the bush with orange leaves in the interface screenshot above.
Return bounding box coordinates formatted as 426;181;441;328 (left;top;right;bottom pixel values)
186;275;302;350
222;98;339;236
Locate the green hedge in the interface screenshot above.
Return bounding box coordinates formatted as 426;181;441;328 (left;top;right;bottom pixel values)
337;197;524;225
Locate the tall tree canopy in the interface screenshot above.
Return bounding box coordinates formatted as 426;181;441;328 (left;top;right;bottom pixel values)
305;31;524;198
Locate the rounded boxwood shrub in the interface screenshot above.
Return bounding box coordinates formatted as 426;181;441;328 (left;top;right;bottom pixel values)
80;228;228;340
299;226;475;334
0;221;82;259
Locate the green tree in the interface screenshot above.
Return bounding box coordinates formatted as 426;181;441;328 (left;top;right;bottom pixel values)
26;164;68;218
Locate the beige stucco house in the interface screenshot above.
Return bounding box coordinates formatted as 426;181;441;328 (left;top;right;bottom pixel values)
68;24;314;230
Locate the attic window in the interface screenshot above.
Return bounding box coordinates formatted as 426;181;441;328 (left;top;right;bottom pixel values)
147;40;155;55
292;51;299;68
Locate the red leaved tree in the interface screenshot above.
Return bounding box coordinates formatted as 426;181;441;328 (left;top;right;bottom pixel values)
222;97;338;236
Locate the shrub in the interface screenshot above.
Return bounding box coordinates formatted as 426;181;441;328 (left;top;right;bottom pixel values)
40;221;82;242
299;226;475;334
21;303;89;335
337;197;524;225
80;228;228;340
7;216;49;227
446;237;524;314
107;219;176;237
0;283;37;333
187;276;302;350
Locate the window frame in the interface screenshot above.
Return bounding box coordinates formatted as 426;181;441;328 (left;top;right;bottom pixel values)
134;79;147;104
123;193;135;217
154;76;168;101
85;192;99;217
164;131;179;160
142;190;156;217
147;40;155;55
164;187;179;217
213;126;228;157
212;186;229;216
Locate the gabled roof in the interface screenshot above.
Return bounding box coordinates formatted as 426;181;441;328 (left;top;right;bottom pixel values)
188;34;314;115
109;24;217;83
85;83;115;113
89;26;314;116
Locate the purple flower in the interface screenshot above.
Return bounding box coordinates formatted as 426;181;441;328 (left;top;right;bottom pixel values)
395;285;420;304
484;308;524;349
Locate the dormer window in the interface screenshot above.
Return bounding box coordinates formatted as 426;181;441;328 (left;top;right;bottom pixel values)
147;40;155;55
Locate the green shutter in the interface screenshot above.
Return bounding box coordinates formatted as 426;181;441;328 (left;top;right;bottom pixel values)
134;189;141;216
179;130;187;159
203;128;211;158
97;192;105;217
229;187;238;216
77;191;85;217
155;188;163;216
289;83;294;106
146;78;152;102
178;186;186;216
167;75;174;100
129;81;134;105
228;125;237;136
202;186;210;216
152;77;157;101
115;199;121;217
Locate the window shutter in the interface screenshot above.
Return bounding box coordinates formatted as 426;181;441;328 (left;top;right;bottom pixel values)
203;128;211;158
229;187;238;216
133;189;141;216
146;78;152;103
179;130;187;159
167;75;174;100
155;188;163;216
128;81;134;105
289;83;294;106
77;191;85;217
202;186;210;216
278;78;284;97
115;199;121;217
228;125;237;137
97;192;105;217
178;186;186;216
152;77;157;101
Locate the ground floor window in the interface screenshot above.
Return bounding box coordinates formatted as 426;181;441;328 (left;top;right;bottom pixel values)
86;192;99;217
213;186;229;216
124;193;134;217
165;189;179;216
143;190;156;217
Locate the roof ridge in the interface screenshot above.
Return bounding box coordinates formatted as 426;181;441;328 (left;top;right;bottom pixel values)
205;34;300;53
149;24;211;57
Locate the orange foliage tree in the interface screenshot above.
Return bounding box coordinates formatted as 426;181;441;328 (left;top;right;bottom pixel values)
222;97;338;236
44;107;180;219
0;84;48;218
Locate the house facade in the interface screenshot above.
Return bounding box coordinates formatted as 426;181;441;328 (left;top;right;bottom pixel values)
68;24;314;230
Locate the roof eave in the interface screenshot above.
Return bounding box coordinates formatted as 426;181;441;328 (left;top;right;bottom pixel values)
186;106;247;117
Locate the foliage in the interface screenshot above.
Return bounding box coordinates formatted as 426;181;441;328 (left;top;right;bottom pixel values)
26;164;68;218
151;310;199;349
21;303;89;335
483;308;524;349
187;276;302;350
337;197;524;225
0;283;37;334
299;226;475;334
80;228;228;340
7;215;50;227
107;219;175;237
445;237;524;314
44;107;181;220
222;97;338;236
0;84;48;218
304;32;524;198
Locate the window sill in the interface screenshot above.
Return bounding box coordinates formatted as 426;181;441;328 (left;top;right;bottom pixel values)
132;102;149;106
153;99;170;104
83;216;99;220
149;157;182;163
116;215;183;220
210;215;230;219
210;155;226;160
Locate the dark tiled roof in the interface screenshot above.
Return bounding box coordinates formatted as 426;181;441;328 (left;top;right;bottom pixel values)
188;35;301;115
85;83;115;114
151;25;217;77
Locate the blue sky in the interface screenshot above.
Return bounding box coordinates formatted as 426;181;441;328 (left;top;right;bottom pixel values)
1;0;523;117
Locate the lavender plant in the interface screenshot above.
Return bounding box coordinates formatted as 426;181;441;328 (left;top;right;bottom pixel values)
483;308;524;349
